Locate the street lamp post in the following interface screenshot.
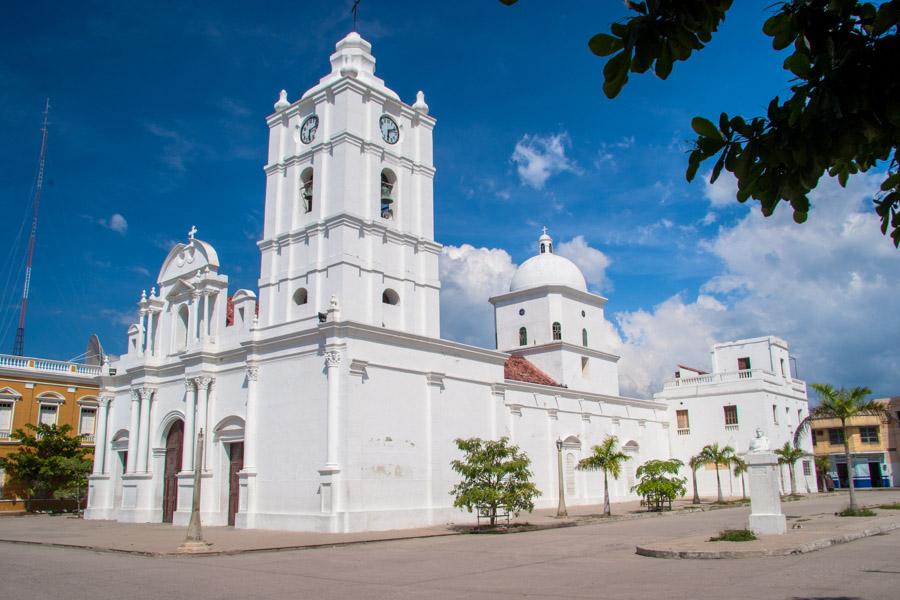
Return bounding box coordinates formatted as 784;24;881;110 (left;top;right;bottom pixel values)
556;438;567;517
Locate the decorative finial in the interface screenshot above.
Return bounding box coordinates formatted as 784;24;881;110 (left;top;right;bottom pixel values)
413;90;429;115
274;89;290;112
188;225;198;242
150;286;157;298
542;226;548;236
141;289;147;301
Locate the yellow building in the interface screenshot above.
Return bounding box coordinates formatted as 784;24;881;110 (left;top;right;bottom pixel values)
0;354;100;505
811;407;892;489
879;396;900;487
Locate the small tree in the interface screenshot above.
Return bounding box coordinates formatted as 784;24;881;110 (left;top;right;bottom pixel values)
688;454;707;504
700;443;736;503
450;437;540;526
814;454;831;492
774;442;806;497
576;435;630;516
0;423;92;510
731;456;748;500
796;384;891;511
632;459;686;512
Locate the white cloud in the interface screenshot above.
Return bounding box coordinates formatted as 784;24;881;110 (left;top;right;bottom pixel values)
701;211;717;225
108;213;128;234
703;169;739;207
439;244;517;348
511;132;578;189
556;235;611;292
614;174;900;398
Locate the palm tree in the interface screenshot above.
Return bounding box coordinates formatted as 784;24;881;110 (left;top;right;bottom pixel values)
796;384;889;511
700;443;735;503
774;442;805;497
814;454;831;492
688;454;707;504
576;435;630;516
731;456;748;500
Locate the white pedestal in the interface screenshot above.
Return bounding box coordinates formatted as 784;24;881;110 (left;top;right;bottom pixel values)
747;452;786;535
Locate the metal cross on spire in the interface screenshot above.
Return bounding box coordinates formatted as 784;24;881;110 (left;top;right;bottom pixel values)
541;226;548;236
351;0;362;31
188;225;198;241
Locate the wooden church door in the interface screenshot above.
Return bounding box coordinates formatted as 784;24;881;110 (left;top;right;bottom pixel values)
228;442;244;526
162;421;184;523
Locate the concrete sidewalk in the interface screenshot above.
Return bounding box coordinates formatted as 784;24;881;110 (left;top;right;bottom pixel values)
0;490;896;557
636;508;900;558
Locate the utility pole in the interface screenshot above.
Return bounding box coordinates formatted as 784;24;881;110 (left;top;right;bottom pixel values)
12;98;50;356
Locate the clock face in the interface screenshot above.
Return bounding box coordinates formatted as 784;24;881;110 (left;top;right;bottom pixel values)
379;115;399;144
300;115;319;144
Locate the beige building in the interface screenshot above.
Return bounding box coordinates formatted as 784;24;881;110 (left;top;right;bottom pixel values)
811;403;892;489
0;354;100;506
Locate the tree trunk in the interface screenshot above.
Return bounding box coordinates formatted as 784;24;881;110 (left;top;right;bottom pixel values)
843;420;857;511
715;464;723;503
603;470;611;516
789;462;797;496
740;474;746;499
691;467;700;504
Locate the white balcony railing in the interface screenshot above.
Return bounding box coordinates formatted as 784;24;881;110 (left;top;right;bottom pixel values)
0;354;100;378
663;368;804;391
80;433;95;444
676;428;691;436
725;424;739;431
0;430;12;441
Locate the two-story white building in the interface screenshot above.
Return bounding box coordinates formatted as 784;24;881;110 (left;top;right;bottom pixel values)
655;336;817;498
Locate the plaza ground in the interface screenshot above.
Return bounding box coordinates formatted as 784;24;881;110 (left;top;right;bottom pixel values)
2;490;899;599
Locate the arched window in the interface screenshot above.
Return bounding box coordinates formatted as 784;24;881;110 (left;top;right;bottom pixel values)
300;167;314;213
293;288;308;306
382;288;399;305
176;305;189;350
552;322;561;341
582;328;588;347
519;327;527;346
540;242;546;254
380;169;396;219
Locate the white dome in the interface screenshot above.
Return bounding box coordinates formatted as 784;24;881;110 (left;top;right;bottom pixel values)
509;229;587;292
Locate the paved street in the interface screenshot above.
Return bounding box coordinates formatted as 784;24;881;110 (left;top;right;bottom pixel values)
3;491;899;599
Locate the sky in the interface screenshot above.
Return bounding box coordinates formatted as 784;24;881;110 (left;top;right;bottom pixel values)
1;1;897;399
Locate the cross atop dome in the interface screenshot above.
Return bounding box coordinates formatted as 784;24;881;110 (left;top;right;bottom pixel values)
538;227;553;254
188;225;198;242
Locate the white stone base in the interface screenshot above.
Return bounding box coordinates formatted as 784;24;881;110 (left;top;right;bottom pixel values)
748;512;787;535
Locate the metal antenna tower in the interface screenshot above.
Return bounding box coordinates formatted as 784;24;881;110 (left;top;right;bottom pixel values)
12;98;50;356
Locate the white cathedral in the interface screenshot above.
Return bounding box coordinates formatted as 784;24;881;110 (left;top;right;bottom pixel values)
84;32;811;532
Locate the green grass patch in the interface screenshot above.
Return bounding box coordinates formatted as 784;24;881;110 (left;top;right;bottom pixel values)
709;529;757;542
837;507;876;517
877;502;900;510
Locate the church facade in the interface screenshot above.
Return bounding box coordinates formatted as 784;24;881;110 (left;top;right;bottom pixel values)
84;33;807;533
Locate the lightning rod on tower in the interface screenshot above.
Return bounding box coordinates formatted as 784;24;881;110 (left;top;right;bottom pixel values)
12;98;50;356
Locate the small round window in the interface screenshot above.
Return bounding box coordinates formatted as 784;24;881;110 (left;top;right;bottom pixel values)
581;310;586;317
518;308;525;316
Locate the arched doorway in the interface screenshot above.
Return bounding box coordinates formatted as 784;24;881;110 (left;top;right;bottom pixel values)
162;420;184;523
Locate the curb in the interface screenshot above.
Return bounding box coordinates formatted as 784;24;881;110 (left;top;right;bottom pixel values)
635;519;900;559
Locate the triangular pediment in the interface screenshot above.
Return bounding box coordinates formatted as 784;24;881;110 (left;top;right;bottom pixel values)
0;386;22;399
165;278;197;299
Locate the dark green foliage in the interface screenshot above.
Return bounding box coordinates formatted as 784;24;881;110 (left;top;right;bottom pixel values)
877;502;900;509
0;423;92;506
838;507;876;516
632;458;686;511
500;0;900;246
450;437;541;526
709;529;757;542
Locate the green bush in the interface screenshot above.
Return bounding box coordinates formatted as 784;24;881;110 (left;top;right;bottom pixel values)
837;507;876;517
709;529;757;542
877;503;900;510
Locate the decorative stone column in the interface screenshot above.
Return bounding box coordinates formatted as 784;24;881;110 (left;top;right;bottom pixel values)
126;389;140;473
137;387;155;473
182;378;197;470
92;395;112;475
188;292;199;344
747;429;786;535
243;365;259;471
324;351;342;470
195;376;213;470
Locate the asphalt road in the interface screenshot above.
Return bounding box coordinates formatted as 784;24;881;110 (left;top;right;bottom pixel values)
3;494;899;600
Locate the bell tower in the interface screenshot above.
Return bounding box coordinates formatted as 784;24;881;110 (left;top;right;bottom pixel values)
257;33;441;336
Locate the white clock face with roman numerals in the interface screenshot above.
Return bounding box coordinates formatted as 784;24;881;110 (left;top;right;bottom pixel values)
300;115;318;144
379;115;399;144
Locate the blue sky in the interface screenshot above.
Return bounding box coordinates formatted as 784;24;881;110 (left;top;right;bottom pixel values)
2;1;898;398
